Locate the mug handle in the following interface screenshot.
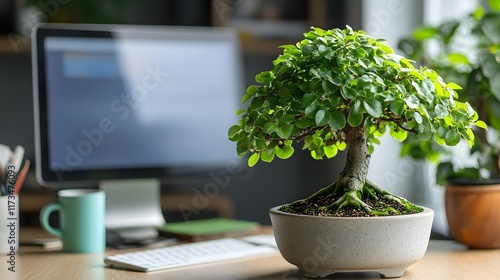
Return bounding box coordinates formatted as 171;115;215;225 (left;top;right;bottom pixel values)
39;203;63;237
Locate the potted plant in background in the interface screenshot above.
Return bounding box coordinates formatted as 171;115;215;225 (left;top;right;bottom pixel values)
398;3;500;249
228;26;482;278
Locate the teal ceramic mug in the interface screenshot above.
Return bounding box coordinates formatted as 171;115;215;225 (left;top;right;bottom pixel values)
40;189;106;253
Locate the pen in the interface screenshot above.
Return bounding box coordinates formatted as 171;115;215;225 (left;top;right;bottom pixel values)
10;145;25;174
0;144;12;182
14;159;30;195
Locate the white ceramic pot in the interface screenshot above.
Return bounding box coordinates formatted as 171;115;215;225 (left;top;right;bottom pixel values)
269;206;434;278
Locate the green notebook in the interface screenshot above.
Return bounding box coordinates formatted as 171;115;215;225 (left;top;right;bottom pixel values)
158;218;260;241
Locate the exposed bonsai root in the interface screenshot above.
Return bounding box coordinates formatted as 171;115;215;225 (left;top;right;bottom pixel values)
281;180;423;217
330;190;371;212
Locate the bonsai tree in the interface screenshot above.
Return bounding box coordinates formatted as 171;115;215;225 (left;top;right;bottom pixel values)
228;26;484;216
398;4;500;185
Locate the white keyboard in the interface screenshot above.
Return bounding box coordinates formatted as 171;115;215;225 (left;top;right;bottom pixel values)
104;237;278;272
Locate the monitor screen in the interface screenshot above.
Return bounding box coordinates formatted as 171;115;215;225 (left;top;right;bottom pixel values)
33;24;244;186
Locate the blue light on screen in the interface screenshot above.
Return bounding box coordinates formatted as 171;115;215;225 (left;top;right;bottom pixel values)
63;53;120;78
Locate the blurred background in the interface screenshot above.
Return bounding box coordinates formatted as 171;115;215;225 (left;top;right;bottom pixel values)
0;0;491;235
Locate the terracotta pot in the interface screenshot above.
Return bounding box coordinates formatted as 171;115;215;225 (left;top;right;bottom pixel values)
445;183;500;249
269;206;434;278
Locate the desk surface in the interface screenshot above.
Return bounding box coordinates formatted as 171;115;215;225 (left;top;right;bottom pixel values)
1;227;500;280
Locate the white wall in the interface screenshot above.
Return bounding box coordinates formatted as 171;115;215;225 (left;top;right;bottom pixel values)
361;0;424;199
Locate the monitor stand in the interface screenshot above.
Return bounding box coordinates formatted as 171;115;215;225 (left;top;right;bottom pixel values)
99;178;166;245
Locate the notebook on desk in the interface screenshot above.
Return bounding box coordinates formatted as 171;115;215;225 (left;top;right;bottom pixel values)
158;218;260;242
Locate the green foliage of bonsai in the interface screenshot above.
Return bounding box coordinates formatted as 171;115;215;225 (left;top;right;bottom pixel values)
398;3;500;185
228;26;483;216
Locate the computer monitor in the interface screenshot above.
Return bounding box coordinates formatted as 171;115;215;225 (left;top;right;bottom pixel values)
32;23;244;233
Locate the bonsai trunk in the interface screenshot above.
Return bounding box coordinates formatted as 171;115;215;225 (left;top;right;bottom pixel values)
337;126;370;192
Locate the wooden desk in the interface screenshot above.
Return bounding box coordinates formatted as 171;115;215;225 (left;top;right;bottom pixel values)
1;228;500;280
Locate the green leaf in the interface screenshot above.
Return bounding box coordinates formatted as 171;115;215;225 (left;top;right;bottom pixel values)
248;153;260;167
315;110;331;126
417;131;432;142
323;145;338;158
278;87;290;97
296;117;311;129
342;87;357;99
377;42;394;54
261;149;275;163
475;120;488;130
276;145;294;159
355;47;368;58
302;93;316;108
384;60;401;69
322;80;335;94
408;70;425;80
247;85;258;95
302;44;315;56
447;53;470;65
254;138;267;149
363;99;383;117
473;6;485;20
275;123;292;138
414;112;423;124
434;81;444;97
434;104;448;118
393;85;405;95
347;99;364;127
228;125;241;138
347;111;363;127
400;57;415;69
243;85;259;103
489;0;500;11
255;71;272;84
404;95;420;109
446;82;462;90
236;136;250;156
331;77;343;86
305;101;318;116
328;111;346;130
242;93;253;104
390;127;408;142
444;129;461;146
479;52;500;78
349;99;363;115
337;141;347;151
250;97;264;109
481;13;500;45
413;26;438;41
390;99;405;116
310;150;323;160
423;69;439;81
489;72;500;101
263;122;278;134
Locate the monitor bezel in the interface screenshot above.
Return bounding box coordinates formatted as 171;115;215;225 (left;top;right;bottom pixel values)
32;23;243;186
